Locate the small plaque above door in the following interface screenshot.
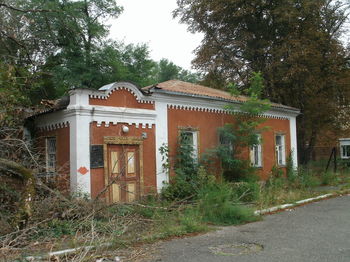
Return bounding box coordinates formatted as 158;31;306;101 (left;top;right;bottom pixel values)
90;145;104;168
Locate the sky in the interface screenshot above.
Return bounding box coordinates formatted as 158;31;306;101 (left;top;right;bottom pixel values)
109;0;203;71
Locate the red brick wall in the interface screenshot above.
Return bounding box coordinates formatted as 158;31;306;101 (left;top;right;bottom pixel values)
167;108;291;180
37;126;70;192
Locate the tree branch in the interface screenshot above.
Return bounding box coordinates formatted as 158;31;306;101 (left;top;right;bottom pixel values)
0;3;58;13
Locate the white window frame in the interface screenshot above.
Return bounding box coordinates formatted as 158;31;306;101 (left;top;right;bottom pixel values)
275;134;286;166
46;137;57;173
180;130;199;161
339;138;350;159
250;134;262;167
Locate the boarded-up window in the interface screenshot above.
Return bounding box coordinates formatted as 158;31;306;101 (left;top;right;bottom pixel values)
127;151;135;175
110;151;119;174
112;183;121;202
127;183;136;202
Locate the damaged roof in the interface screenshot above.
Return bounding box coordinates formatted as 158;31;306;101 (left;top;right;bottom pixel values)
144;79;299;112
27;96;70;119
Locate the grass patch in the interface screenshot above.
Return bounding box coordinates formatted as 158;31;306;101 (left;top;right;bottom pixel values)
197;183;259;225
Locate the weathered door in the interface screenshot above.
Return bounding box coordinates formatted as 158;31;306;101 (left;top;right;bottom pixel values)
107;144;140;202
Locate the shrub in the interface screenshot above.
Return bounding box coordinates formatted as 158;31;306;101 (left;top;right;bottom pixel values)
197;183;258;225
161;134;202;200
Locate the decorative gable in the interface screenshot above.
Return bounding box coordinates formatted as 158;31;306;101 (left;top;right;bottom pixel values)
89;82;154;110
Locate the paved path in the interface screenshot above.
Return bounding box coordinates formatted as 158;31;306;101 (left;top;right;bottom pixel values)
151;195;350;262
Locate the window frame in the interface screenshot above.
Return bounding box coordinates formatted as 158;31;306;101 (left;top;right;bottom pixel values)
250;134;263;168
219;132;234;156
275;133;286;166
46;136;57;173
339;138;350;159
178;127;199;161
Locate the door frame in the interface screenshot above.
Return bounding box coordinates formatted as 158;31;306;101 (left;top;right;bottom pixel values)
103;136;144;202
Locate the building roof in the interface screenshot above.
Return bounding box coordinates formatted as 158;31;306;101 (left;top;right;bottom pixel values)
27;96;70;119
143;79;299;112
143;79;248;102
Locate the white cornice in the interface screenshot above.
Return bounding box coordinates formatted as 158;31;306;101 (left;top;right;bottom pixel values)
153;93;298;119
35;110;71;131
36;105;156;131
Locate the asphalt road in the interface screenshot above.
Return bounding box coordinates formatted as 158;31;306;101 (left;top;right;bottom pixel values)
151;195;350;262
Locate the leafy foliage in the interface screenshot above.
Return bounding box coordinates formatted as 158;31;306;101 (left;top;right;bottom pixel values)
154;58;201;83
0;0;200;104
215;72;270;181
174;0;350;164
161;134;200;200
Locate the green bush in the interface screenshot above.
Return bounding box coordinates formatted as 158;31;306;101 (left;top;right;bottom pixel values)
197;183;258;225
161;173;198;200
160;134;202;200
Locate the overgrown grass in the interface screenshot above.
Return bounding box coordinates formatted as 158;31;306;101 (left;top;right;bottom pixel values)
197;183;259;225
255;162;350;209
2;159;349;261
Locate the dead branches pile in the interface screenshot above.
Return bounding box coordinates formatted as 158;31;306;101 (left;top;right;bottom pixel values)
0;190;156;261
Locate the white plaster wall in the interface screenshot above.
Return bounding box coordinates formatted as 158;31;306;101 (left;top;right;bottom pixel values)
155;101;169;192
289;116;298;169
68;90;91;195
69;114;91;195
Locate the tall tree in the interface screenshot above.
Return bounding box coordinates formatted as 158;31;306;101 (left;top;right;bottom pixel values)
154;58;201;83
0;0;123;99
174;0;350;164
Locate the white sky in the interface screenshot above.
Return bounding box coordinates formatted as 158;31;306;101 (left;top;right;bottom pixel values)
109;0;203;71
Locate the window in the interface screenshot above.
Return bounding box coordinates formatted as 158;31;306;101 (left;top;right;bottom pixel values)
180;130;198;161
275;134;286;166
339;138;350;159
250;134;262;167
46;137;56;172
219;132;234;156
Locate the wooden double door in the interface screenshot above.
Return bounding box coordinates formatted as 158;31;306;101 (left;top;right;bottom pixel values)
107;144;140;202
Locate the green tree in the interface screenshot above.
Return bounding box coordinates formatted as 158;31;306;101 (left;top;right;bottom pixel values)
174;0;350;164
154;58;201;83
217;72;270;181
0;0;123;99
156;59;182;82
